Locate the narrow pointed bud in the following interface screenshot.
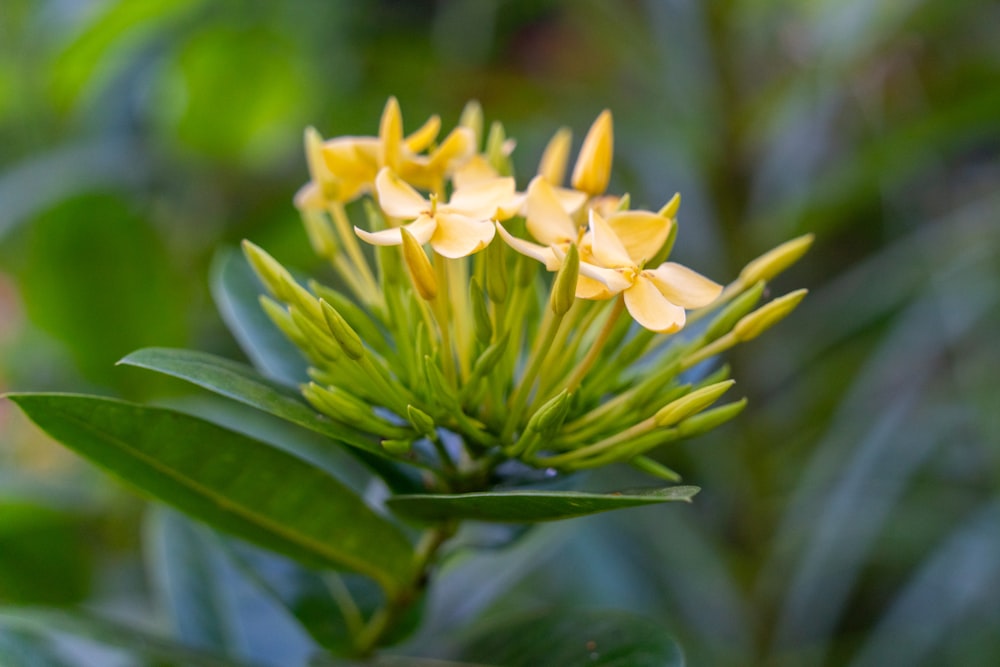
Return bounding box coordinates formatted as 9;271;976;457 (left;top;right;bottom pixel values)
677;399;748;437
485;236;508;304
739;233;815;286
459;100;484;149
303;383;370;424
534;389;572;435
301;210;339;259
320;299;365;359
629;456;682;483
406;405;438;441
259;296;310;350
571;109;613;195
615;193;631;211
404;114;441;153
279;273;324;324
538;127;572;185
658;193;681;219
379;96;403;171
381;439;414;455
649;216;679;267
469;278;493;345
424;355;459;409
472;332;509;376
289;305;343;361
243;240;294;302
550;243;579;316
400;227;438;300
486;121;513;176
654;380;735;427
704;281;766;342
732;289;808;342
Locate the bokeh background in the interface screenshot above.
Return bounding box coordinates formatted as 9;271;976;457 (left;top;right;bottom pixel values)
1;0;999;665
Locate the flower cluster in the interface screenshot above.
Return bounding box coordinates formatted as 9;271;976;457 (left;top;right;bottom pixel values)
244;98;811;489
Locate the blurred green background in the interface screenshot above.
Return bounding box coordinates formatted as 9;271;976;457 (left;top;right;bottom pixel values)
1;0;998;665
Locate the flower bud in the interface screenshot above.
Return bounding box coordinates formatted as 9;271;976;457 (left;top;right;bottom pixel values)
677;398;747;438
379;96;403;171
704;281;766;342
571;109;613;195
654;380;735;427
243;240;294;302
400;227;438;301
406;405;438;441
320;300;365;360
550;243;579;316
538;127;572;185
472;332;509;377
381;439;414;455
658;193;681;220
301;209;339;259
289;305;343;361
484;237;508;304
739;233;814;286
459;100;484;149
469;278;493;345
259;296;310;350
732;289;808;342
486;121;513;176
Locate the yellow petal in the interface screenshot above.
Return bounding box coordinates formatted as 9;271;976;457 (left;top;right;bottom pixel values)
646;262;723;308
554;244;632;294
624;278;686;333
453;155;499;189
405;114;441;153
571;109;613;195
294;182;324;211
431;212;495;258
429;126;476;173
355;214;437;247
449;176;516;219
304;127;328;183
379;96;403;171
575;274;617;300
550;186;588;215
538;127;572;185
496;223;561;270
525;176;578;246
375;168;428;220
607;210;672;263
588;209;634;268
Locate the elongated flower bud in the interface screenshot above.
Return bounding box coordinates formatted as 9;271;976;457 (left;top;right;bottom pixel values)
243;240;294;302
407;405;438;441
471;332;509;377
733;289;808;342
739;234;814;286
550;243;579;316
571;109;613;195
654;380;735;427
704;281;766;342
459;100;483;149
320;300;365;360
400;227;438;300
538;127;572;185
379;96;403;171
469;278;493;345
658;193;681;220
677;399;747;437
484;235;508;304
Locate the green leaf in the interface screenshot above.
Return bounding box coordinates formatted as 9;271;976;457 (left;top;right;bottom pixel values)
0;608;250;667
211;248;308;387
386;487;699;523
118;347;424;493
6;393;416;596
454;608;684;666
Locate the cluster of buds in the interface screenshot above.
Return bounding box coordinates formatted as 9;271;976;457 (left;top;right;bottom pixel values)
243;98;811;489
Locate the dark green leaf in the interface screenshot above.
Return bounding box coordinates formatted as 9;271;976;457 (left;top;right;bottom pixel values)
211;248;308;387
118;347;424;493
7;393;416;596
454;608;684;666
386;487;699;523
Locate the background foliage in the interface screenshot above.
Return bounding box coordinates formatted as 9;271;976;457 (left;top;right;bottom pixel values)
1;0;998;664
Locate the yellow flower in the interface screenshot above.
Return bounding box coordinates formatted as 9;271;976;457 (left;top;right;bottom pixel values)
295;97;475;210
355;168;518;258
579;210;722;333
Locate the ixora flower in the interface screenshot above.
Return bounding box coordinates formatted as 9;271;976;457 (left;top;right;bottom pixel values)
6;97;814;661
355;167;519;258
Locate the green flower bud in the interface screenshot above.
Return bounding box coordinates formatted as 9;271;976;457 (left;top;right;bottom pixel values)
381;439;414;456
485;239;508;304
732;289;808;342
407;405;438;441
243;240;294;302
739;234;814;286
320;300;365;360
459;100;484;149
469;278;493;346
703;281;766;342
654;380;735;427
658;192;681;219
471;332;510;377
486;121;513;176
677;398;747;438
301;209;339;259
550;243;579;316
